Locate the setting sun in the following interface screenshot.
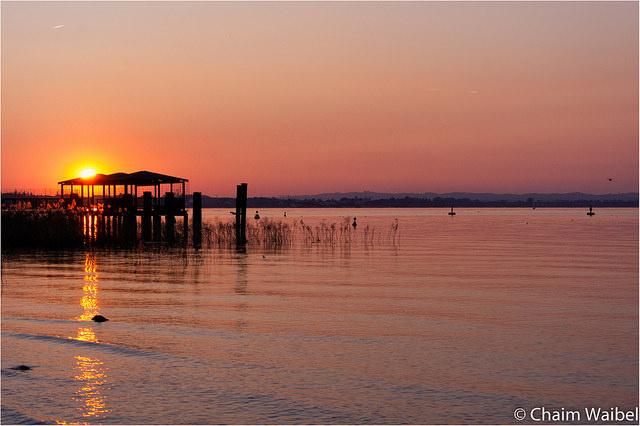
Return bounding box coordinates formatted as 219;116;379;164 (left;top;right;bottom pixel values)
79;168;97;179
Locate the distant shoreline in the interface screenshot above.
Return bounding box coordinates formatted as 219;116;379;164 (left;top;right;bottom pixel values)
190;196;638;209
2;192;637;210
197;205;639;209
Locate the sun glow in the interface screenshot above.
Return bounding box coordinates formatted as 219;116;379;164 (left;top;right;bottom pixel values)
79;168;97;179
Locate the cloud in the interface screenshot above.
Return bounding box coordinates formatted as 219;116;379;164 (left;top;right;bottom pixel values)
52;24;64;29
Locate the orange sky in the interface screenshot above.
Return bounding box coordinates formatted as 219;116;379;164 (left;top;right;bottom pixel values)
1;2;637;196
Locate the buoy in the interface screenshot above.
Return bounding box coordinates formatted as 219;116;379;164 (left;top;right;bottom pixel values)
448;207;456;216
92;314;109;323
283;211;287;217
587;206;595;216
352;217;357;228
254;211;260;220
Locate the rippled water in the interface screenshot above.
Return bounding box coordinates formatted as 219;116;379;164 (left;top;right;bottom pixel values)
2;208;638;424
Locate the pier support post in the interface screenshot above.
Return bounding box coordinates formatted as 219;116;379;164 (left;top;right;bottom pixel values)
165;192;176;243
235;183;247;246
98;215;105;243
113;215;119;241
128;195;138;243
142;192;152;241
193;192;202;247
153;202;162;242
183;212;189;245
106;216;111;241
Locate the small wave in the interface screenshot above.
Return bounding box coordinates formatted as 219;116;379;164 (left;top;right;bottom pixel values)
2;316;80;325
0;406;45;425
3;331;171;361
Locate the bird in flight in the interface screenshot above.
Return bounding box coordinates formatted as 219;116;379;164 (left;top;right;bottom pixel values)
607;177;615;182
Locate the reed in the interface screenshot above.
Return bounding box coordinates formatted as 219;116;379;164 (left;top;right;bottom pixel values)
196;218;292;248
1;209;84;248
197;216;399;248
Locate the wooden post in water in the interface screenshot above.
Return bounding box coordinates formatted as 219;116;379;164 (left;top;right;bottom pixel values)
153;199;162;242
181;193;188;245
142;192;152;241
235;183;248;246
122;194;130;240
182;212;189;244
165;192;176;243
114;213;122;242
124;194;137;242
98;215;105;243
193;192;202;247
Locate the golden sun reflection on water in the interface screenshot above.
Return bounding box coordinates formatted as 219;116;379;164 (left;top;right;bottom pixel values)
65;253;109;422
82;215;100;241
75;327;97;343
78;256;99;322
74;355;109;419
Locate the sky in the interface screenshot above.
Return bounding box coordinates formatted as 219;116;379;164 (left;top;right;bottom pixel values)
1;2;638;196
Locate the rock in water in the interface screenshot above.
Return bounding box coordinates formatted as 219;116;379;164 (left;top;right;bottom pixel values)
92;315;109;323
11;365;32;371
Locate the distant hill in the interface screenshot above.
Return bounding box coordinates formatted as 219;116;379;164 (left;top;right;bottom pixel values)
190;192;638;208
277;191;639;202
3;191;635;209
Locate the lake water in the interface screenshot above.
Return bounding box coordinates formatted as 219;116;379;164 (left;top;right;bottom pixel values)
2;208;638;424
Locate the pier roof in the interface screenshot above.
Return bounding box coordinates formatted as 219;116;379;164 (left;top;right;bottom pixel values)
58;171;188;186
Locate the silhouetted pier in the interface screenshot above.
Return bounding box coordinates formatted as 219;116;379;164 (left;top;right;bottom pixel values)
56;170;200;245
0;172;261;248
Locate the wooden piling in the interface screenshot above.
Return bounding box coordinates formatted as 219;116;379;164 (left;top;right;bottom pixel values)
165;192;176;243
142;191;152;241
235;183;248;246
124;194;137;242
115;215;121;241
182;213;189;245
193;192;202;246
98;215;105;243
153;215;161;242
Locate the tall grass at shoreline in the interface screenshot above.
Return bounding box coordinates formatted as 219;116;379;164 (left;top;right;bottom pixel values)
197;217;399;248
2;210;84;248
198;218;292;248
